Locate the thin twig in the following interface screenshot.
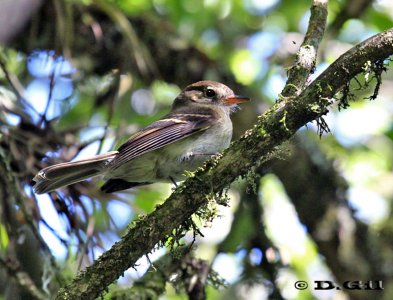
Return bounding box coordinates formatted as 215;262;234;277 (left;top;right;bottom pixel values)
77;217;95;270
0;55;40;117
39;69;56;126
0;254;47;300
96;71;119;155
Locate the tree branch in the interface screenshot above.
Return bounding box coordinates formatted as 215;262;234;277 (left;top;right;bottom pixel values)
56;24;393;299
329;0;373;36
282;0;327;97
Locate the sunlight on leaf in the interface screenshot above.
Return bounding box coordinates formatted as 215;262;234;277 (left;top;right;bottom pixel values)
229;49;261;85
0;224;9;249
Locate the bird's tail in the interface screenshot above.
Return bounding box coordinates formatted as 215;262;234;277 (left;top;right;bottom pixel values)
33;151;118;194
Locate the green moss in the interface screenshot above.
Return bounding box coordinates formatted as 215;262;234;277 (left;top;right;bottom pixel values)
279;110;291;133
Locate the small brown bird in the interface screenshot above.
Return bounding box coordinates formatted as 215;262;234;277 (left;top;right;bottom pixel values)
33;81;249;194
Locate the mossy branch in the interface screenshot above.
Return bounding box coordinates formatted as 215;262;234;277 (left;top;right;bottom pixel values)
56;24;393;300
109;247;214;300
281;0;328;97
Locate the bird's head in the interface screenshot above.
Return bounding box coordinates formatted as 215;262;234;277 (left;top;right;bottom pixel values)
173;81;249;112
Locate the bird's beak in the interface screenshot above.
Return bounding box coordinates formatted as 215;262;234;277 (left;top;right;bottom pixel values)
224;95;250;105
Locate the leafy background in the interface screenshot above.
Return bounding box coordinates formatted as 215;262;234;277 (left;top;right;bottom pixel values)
0;0;393;299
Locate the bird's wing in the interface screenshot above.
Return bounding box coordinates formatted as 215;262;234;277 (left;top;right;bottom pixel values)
108;112;217;170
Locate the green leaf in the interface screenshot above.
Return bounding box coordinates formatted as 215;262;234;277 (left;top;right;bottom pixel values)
134;188;166;213
0;224;9;250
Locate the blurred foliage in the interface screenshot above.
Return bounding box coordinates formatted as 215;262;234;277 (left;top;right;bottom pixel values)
0;0;393;299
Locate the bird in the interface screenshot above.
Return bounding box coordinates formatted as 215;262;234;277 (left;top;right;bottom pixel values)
33;80;249;194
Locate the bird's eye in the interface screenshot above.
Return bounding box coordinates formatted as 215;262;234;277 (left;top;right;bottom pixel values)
205;88;216;98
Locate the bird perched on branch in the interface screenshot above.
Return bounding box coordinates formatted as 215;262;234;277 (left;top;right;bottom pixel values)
33;80;249;194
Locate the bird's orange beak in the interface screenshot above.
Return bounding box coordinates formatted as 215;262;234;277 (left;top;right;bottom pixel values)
224;95;250;105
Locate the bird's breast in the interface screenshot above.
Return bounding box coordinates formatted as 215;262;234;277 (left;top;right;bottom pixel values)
156;119;233;180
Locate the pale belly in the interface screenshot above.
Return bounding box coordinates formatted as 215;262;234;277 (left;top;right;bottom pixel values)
155;129;231;180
